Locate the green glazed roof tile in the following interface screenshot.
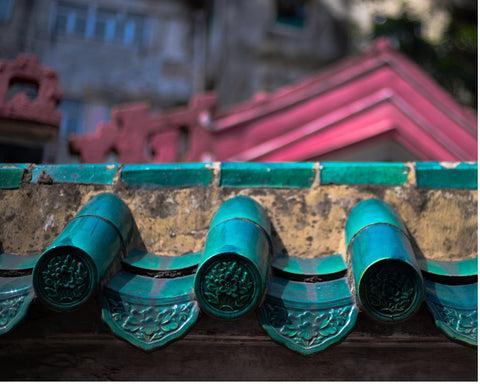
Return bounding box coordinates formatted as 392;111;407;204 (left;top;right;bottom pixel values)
122;249;200;277
220;162;315;188
260;276;358;355
272;253;347;282
0;275;35;335
417;257;478;281
415;162;478;189
121;163;213;188
101;271;199;350
424;279;477;346
320;162;410;185
31;164;119;184
0;253;40;271
0;164;28;189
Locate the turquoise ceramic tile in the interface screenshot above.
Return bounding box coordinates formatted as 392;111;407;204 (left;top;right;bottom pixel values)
259;276;358;355
220;162;315;188
0;275;35;335
320;162;409;185
121;163;213;188
122;250;201;278
102;271;199;350
0;253;40;270
415;162;477;189
0;164;28;189
424;279;477;346
272;254;347;282
31;164;119;184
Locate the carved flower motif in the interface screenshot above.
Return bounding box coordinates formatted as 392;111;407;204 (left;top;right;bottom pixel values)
0;296;25;329
202;261;254;311
40;254;89;302
107;298;194;343
366;267;415;316
264;303;351;348
442;306;478;336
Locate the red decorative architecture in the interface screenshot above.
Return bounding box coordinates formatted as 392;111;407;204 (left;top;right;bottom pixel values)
0;54;62;127
71;39;477;163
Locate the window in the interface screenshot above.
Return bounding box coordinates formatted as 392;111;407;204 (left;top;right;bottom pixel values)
58;99;85;139
52;1;149;47
54;1;88;36
0;0;13;22
276;0;307;28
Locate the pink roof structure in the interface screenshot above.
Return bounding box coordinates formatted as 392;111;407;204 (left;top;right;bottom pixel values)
70;38;477;163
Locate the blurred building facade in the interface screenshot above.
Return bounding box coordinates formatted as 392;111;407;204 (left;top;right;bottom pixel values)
0;0;352;162
0;0;475;163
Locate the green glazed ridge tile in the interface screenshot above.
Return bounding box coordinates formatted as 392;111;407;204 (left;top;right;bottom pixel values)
31;164;119;184
320;162;409;185
220;162;315;188
0;164;28;189
415;162;478;189
121;163;213;188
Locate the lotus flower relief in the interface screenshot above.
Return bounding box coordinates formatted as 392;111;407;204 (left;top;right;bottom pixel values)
203;261;254;311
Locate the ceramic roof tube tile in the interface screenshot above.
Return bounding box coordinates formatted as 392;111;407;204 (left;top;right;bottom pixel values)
0;164;28;189
260;254;357;355
320;162;410;185
194;196;272;320
346;199;424;323
415;162;478;189
31;164;119;185
32;193;134;311
121;163;213;188
101;270;199;351
219;162;316;188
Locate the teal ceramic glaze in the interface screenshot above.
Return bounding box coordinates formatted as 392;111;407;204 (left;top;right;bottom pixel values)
102;270;199;350
346;199;424;323
424;279;477;347
194;196;272;320
33;193;134;311
0;275;35;334
260;277;358;355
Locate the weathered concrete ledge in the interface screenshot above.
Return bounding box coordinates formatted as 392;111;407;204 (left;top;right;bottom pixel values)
0;162;476;261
